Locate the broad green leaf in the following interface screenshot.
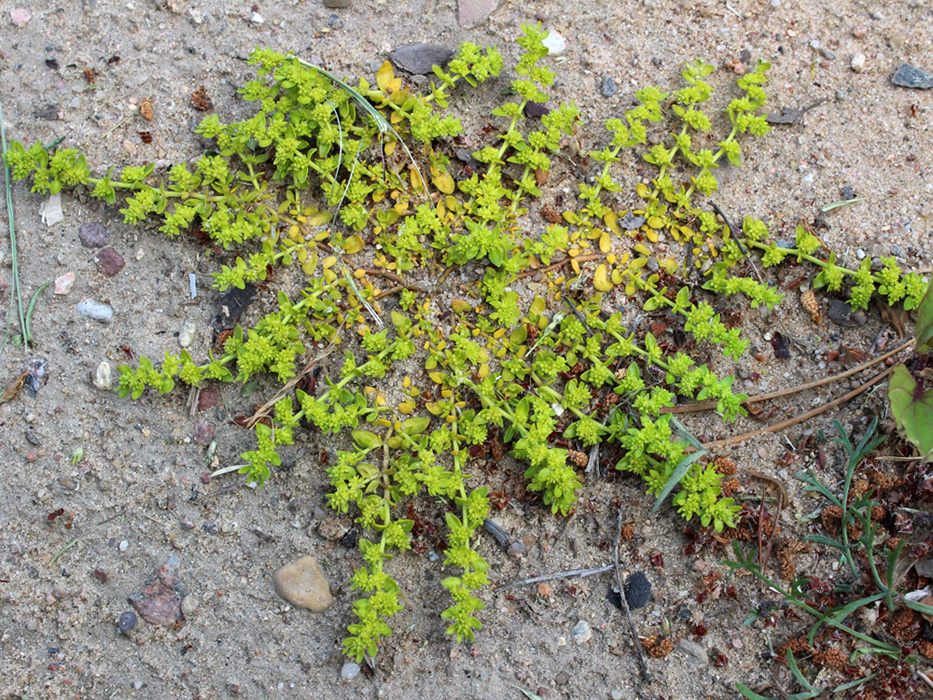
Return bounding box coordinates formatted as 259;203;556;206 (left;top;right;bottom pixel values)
915;282;933;353
888;364;933;462
351;430;382;450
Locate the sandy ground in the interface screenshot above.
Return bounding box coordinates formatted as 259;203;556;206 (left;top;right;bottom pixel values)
1;1;931;699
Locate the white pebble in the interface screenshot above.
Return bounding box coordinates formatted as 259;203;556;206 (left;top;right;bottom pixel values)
76;299;114;322
542;30;567;55
93;361;112;391
122;139;137;156
341;662;360;681
179;321;197;348
571;619;592;644
250;11;264;24
850;53;867;73
119;540;129;552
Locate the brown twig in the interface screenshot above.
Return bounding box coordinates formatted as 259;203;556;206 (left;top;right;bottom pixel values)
664;339;913;415
614;511;652;683
372;284;404;301
360;268;429;293
701;366;893;450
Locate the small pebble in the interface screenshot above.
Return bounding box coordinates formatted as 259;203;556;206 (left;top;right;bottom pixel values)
180;515;195;530
625;571;652;610
324;0;352;7
178;321;197;348
571;619;592;644
272;556;334;612
318;517;353;541
93;568;108;583
54;272;75;295
507;541;527;559
850;53;867;73
852;25;867;39
76;299;113;322
389;44;454;75
599;75;617;97
678;639;708;668
341;662;361;680
820;47;836;61
827;299;867;327
892;63;933;90
11;8;31;26
122;139;137;156
93;361;112;391
249;11;264;24
542;30;566;55
78;222;109;248
181;596;198;616
119;540;129;552
611;692;624;700
118;611;137;633
96;247;125;277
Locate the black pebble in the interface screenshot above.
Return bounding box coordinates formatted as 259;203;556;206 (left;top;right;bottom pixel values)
608;571;653;611
118;611;137;633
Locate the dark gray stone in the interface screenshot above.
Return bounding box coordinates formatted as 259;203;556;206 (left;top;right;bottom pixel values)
389;44;454;76
323;0;351;8
600;76;617;97
892;63;933;89
625;571;652;610
827;299;867;327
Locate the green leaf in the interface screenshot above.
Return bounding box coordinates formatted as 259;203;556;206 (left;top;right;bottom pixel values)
888;364;933;462
905;597;933;617
401;416;431;436
351;430;382;450
649;449;706;517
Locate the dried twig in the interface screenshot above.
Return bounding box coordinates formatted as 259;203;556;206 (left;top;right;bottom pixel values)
515;253;602;281
702;366;894;450
664;339;913;415
614;511;652;682
497;564;614;590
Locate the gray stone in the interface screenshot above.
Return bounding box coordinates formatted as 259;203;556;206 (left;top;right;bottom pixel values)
571;619;592;644
827;299;867;327
599;76;617;97
273;556;333;612
892;63;933;89
457;0;501;28
341;662;361;680
324;0;351;8
389;44;454;76
677;639;708;668
625;571;652;610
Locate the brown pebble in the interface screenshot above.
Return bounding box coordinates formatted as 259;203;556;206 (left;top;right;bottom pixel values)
852;25;867;39
197;386;220;412
139;98;154;121
272;556;334;612
96;247;125;277
318;517;353;541
93;568;109;583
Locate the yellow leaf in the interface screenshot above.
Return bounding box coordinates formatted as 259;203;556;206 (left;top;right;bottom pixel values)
307;211;331;226
376;61;394;92
384;140;397;156
633;243;652;256
599;231;611;253
604;211;621;235
322;255;337;269
451;299;472;314
398;402;413;415
611;268;625;284
387;77;403;93
297;248;308;263
647;215;664;229
629;257;648;269
344;235;364;254
571;258;581;275
636;183;650;198
433;171;455;194
625;281;636;295
562;211;579;225
593;264;613;291
410;167;424;191
429;371;445;385
477;363;490;378
323;268;337;284
301;261;316;276
646;228;659;243
390;111;405;124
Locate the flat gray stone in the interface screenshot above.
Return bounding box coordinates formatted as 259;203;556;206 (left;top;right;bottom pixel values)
677;639;709;668
457;0;501;28
892;63;933;89
389;44;454;76
273;556;333;612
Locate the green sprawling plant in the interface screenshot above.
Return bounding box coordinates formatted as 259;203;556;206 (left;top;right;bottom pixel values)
4;24;928;662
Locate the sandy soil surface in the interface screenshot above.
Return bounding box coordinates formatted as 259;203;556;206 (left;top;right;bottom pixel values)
1;1;931;699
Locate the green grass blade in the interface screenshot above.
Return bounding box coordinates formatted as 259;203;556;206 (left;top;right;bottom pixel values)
649;450;705;517
24;280;51;345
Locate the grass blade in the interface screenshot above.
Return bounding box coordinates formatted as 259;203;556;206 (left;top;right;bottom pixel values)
24;280;51;344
